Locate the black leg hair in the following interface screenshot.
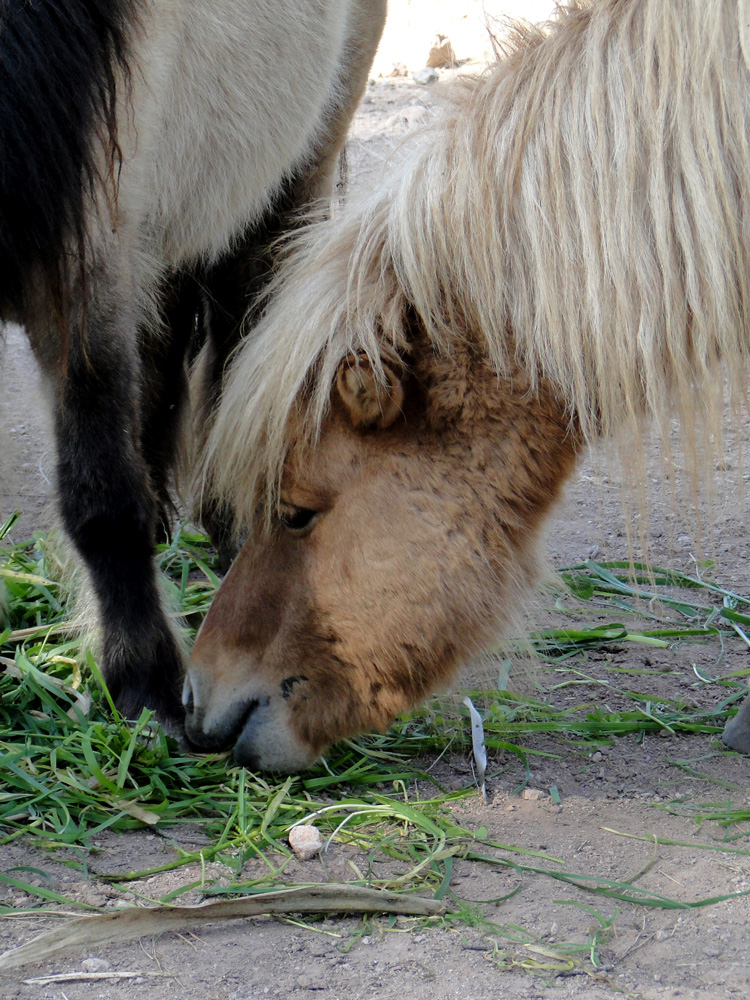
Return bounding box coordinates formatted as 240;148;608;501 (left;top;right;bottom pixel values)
54;293;184;726
138;270;201;536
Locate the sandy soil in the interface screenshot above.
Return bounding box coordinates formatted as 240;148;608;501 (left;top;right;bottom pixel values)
2;3;750;999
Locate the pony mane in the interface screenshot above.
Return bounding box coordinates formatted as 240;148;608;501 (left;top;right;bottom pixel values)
205;0;750;530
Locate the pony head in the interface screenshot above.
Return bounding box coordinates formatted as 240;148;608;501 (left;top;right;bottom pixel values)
185;321;579;770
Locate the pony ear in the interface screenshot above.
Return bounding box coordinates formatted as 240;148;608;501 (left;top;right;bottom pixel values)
335;353;404;430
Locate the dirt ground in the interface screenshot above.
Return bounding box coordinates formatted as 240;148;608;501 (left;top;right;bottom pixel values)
2;3;750;998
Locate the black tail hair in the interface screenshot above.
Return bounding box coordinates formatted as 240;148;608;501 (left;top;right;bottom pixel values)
0;0;139;319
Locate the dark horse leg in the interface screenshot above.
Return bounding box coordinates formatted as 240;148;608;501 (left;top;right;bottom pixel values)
46;268;185;727
138;271;201;535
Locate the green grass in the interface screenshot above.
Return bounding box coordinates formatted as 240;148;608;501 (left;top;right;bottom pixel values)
2;511;750;972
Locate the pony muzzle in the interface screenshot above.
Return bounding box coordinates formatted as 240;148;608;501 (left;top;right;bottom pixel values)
182;663;318;773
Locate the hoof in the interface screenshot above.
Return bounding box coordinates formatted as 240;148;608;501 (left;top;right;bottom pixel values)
104;630;185;733
113;684;185;734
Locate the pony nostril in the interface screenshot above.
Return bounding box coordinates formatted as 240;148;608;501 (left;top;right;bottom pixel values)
182;676;194;714
280;675;308;700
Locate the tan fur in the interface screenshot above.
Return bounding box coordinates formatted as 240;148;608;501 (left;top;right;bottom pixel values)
190;0;750;770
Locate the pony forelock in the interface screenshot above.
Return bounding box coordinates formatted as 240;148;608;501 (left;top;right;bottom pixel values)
201;185;411;528
204;0;750;532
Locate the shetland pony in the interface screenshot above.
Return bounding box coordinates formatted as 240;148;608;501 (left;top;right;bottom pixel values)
187;0;750;771
0;0;386;725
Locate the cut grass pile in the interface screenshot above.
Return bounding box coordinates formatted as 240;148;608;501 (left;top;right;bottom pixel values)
2;511;750;971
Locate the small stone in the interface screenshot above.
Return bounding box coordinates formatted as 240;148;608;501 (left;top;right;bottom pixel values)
591;751;604;762
521;788;545;800
81;957;111;973
288;824;323;861
413;67;439;86
703;944;722;957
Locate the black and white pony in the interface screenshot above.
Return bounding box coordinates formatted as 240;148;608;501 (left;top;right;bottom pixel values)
0;0;386;725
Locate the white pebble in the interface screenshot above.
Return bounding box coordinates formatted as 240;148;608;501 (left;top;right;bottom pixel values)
288;824;323;861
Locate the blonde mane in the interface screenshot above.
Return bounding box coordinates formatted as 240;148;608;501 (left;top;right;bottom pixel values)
205;0;750;528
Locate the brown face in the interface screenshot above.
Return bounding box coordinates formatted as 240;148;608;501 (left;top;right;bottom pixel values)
184;348;579;771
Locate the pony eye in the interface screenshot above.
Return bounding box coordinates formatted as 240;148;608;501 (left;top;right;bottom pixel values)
278;506;318;533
